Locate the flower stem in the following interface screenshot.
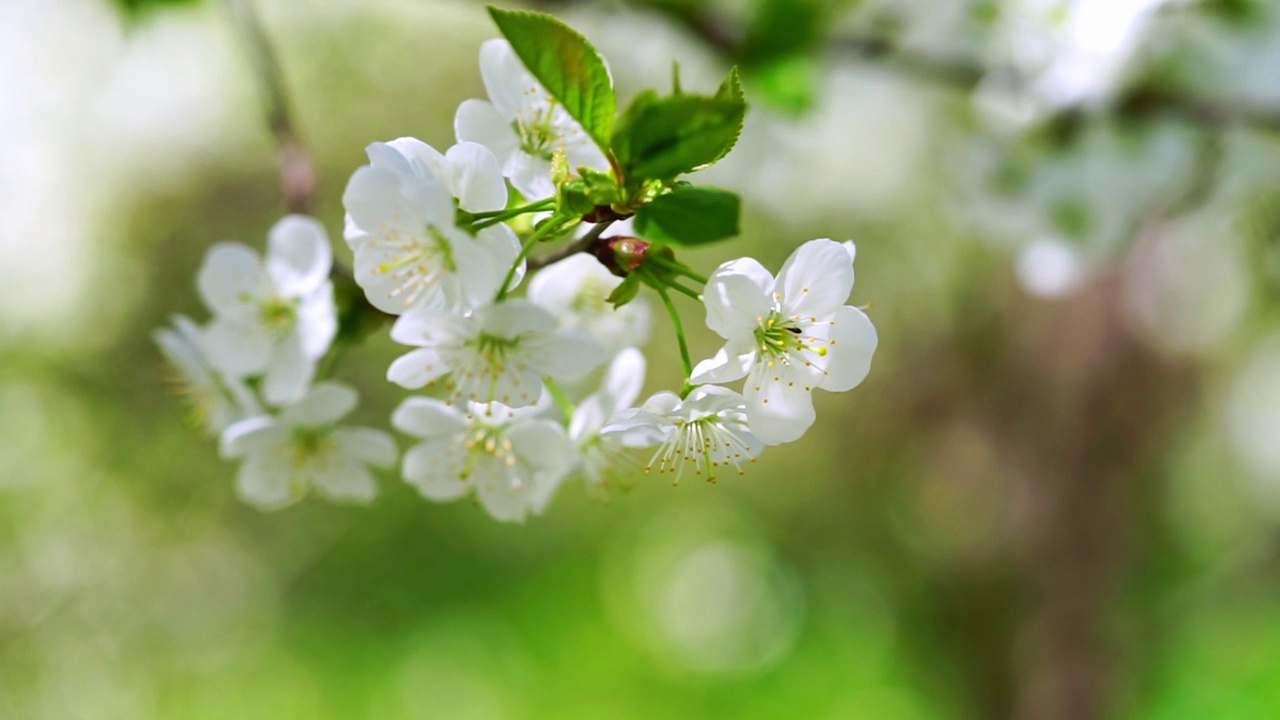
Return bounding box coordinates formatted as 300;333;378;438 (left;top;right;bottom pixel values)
496;217;569;301
472;199;556;228
646;255;708;285
655;283;695;397
665;281;703;301
543;378;576;422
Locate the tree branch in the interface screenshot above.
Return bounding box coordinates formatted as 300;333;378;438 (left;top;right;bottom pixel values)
224;0;316;215
529;0;1280;133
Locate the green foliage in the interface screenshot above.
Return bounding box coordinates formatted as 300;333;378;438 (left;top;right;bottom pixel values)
488;6;617;153
740;0;825;112
605;272;643;308
634;186;741;246
113;0;200;22
611;90;747;182
580;167;624;206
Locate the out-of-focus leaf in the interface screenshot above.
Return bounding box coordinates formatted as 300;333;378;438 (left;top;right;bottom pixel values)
739;0;825;112
488;6;616;153
114;0;200;22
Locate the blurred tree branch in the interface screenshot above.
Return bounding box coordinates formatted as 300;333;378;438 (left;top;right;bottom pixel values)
223;0;315;215
529;0;1280;133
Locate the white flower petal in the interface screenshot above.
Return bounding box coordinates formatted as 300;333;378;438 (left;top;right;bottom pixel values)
474;465;527;523
479;299;558;337
391;397;469;438
478;39;534;119
602;347;646;411
455;99;521;167
295;281;337;359
387;348;450;390
703;257;775;339
383;137;445;183
334;427;398;468
744;364;816;445
450;227;508;308
776;239;854;318
599;407;670;447
236;449;298;511
474;223;523;297
504;151;556;202
342;166;416;243
814;305;878;393
527;331;606;381
691;340;756;386
197;243;271;316
570;395;608;441
389;308;469;347
281;382;357;427
266;215;332;296
203;317;272;376
445;141;508;213
262;333;315;407
219;416;285;459
403;438;471;501
310;456;377;504
508;419;575;515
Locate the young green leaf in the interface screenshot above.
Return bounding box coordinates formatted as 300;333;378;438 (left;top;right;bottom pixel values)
716;66;744;102
488;7;616;153
606;272;642;308
612;92;746;181
634;187;741;246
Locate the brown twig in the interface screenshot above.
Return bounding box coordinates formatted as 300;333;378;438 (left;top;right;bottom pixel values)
529;220;615;270
224;0;316;215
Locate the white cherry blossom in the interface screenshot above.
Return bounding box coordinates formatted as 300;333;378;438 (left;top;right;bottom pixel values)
197;215;337;406
393;396;575;523
342;138;521;314
691;239;878;445
154;314;260;434
219;383;397;510
601;385;762;483
387;299;605;407
568;347;646;494
455;39;609;201
527;252;651;357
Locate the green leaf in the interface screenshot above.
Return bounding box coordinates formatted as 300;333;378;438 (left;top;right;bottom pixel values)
741;0;824;67
488;7;616;153
612;92;746;181
556;179;594;216
716;66;744;102
580;167;623;206
606;272;642;308
748;56;817;114
634;187;741;246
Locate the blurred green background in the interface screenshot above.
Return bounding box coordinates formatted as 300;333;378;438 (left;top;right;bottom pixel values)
4;0;1280;718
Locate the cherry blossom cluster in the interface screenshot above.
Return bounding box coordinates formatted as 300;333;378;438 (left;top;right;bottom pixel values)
157;9;878;522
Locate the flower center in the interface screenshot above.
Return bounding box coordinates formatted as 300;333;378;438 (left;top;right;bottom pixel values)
570;277;612;316
291;427;335;465
514;103;561;161
258;297;298;336
646;414;753;485
460;425;517;480
753;311;826;363
472;332;521;363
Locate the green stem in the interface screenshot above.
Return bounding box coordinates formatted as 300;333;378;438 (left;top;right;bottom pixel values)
655;283;695;397
543;378;576;423
665;281;703;301
316;338;349;380
646;255;708;285
472;199;556;229
496;217;567;300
